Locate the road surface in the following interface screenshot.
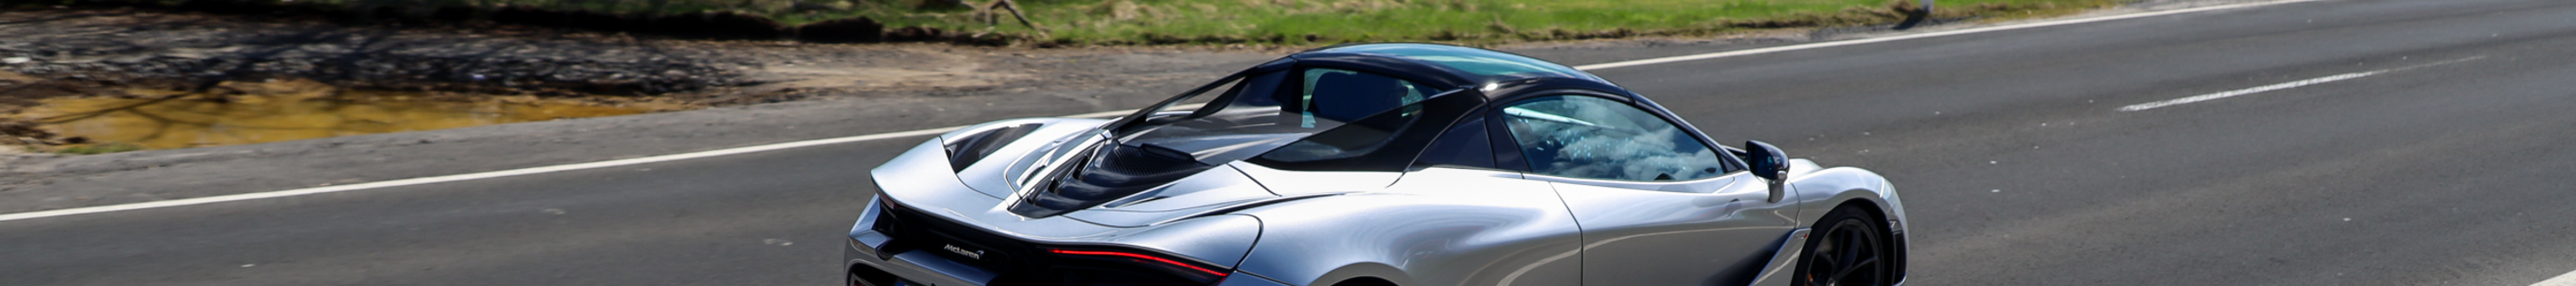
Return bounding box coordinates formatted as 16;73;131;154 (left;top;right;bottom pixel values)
8;0;2575;284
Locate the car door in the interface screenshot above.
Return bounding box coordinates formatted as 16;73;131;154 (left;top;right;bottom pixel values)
1494;94;1801;285
1392;107;1586;286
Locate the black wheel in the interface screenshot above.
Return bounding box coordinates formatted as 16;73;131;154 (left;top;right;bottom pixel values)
1333;277;1398;286
1794;206;1892;286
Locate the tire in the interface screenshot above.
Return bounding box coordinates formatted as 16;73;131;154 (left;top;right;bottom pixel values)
1792;206;1894;286
1332;277;1397;286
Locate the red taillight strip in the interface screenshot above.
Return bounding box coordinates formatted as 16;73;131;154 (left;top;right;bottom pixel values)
1047;249;1228;277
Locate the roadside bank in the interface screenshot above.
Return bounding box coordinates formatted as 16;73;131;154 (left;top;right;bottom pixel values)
13;79;688;150
0;8;1298;154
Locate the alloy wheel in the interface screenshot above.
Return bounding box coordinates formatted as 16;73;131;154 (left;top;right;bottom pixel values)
1802;217;1889;286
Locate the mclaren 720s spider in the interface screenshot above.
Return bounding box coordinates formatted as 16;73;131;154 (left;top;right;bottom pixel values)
845;43;1908;286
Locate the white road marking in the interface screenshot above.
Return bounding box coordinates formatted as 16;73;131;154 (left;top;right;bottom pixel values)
0;0;2329;223
0;110;1139;223
2537;269;2576;286
0;129;966;223
2116;56;2484;112
2117;71;2382;112
1572;0;2333;71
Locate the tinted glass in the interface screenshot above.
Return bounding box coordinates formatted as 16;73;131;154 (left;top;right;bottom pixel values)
1252;88;1482;172
1291;68;1436;128
1113;71;1304;165
1499;96;1728;181
1111;67;1459;169
1412;115;1496;169
1318;43;1598;80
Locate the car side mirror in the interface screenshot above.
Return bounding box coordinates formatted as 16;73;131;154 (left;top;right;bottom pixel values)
1745;140;1789;202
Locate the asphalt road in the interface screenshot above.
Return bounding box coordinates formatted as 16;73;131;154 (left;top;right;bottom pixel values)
9;0;2576;285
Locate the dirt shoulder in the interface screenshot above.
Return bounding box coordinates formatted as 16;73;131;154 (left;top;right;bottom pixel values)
0;9;747;97
0;46;1282;213
0;7;1314;102
0;7;1287;147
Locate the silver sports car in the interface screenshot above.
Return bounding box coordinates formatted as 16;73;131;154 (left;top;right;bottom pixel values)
845;43;1908;286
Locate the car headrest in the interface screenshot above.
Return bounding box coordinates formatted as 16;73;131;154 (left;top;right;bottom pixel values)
1301;72;1405;124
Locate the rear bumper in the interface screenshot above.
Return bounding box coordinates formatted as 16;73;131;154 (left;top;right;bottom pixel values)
848;234;997;286
845;235;1297;286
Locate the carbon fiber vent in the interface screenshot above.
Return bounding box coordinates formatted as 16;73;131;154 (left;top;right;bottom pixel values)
1007;142;1216;218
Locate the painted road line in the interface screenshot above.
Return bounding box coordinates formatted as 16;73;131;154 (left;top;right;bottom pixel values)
2538;270;2576;286
2117;56;2484;112
0;0;2332;223
1572;0;2334;71
0;128;966;223
0;111;1141;223
2118;72;2382;112
2539;269;2576;286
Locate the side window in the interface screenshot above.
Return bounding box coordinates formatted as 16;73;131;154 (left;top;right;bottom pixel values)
1411;115;1496;169
1499;96;1729;181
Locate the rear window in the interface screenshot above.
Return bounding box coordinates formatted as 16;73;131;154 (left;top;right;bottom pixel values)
1250;88;1483;172
1116;68;1447;166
